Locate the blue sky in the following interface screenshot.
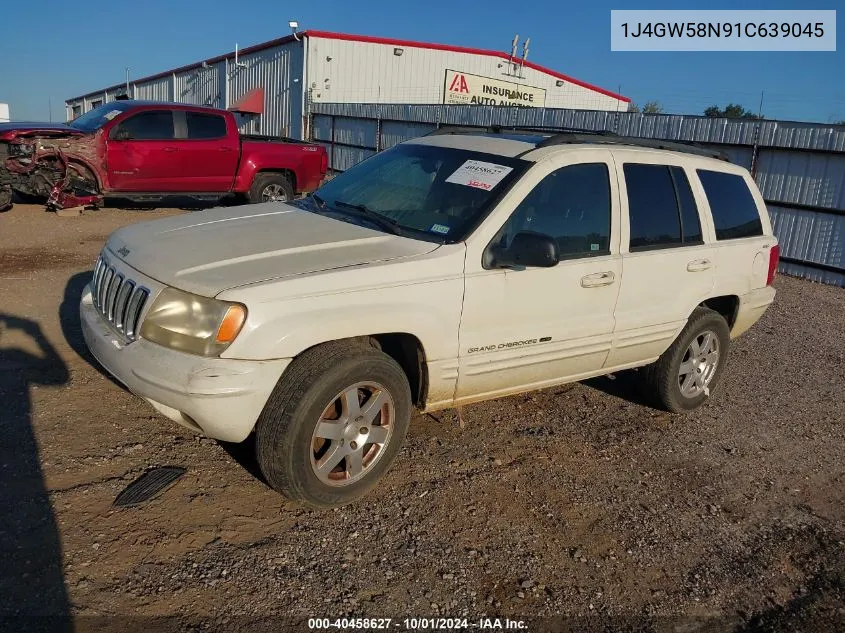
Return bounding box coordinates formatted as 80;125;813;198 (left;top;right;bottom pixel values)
1;0;842;123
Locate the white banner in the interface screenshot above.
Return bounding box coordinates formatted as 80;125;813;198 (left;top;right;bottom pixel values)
443;70;546;107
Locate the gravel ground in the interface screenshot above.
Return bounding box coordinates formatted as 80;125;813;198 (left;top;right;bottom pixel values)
0;203;843;632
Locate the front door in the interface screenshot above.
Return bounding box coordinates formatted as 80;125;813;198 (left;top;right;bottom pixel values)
106;110;180;191
605;157;715;367
457;152;623;403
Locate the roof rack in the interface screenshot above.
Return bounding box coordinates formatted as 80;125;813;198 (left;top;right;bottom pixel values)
531;132;728;160
426;124;616;137
424;124;728;161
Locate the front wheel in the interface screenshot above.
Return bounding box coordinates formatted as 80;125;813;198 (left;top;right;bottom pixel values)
248;173;294;204
641;307;731;413
255;342;412;508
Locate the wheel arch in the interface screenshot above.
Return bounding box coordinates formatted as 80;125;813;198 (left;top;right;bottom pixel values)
252;168;297;192
699;295;740;329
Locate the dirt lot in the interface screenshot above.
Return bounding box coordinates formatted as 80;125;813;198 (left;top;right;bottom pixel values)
0;202;843;632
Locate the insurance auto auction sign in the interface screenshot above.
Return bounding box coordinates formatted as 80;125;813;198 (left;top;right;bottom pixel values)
443;70;547;107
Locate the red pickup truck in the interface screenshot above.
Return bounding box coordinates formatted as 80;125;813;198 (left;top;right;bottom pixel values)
0;101;327;211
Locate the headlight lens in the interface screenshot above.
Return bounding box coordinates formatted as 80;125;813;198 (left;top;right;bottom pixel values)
139;287;247;357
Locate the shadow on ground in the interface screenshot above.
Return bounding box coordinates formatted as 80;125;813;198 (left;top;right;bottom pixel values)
0;313;73;631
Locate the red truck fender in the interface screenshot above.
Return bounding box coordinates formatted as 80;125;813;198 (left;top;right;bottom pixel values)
234;143;327;196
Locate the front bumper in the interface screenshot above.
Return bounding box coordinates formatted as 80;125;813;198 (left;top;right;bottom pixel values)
80;283;289;442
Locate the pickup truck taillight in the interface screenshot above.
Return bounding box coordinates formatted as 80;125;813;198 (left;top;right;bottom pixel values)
320;152;328;175
767;244;780;286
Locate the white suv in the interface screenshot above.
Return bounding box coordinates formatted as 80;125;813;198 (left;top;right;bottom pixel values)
80;129;779;507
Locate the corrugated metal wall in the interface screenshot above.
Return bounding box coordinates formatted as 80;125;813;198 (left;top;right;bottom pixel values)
65;40;303;138
311;102;845;287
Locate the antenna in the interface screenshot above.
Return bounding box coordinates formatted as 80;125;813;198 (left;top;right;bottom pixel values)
520;37;530;76
509;34;519;74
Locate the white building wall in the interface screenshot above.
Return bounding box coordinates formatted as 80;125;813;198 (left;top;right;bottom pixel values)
306;37;626;111
0;103;9;123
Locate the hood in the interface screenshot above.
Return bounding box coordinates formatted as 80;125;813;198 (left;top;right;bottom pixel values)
0;122;84;141
106;203;440;296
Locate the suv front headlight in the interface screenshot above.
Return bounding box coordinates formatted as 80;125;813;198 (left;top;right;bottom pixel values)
139;287;247;357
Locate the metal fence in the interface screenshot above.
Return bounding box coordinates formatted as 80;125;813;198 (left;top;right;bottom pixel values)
311;103;845;287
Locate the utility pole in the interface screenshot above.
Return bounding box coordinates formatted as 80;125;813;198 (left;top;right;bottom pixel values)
48;96;52;122
126;67;131;96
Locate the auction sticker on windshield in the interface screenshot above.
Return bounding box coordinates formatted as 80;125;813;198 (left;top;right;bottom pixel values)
446;160;514;191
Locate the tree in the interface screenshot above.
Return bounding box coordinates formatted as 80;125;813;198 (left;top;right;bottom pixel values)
642;101;664;114
628;101;664;114
704;103;763;119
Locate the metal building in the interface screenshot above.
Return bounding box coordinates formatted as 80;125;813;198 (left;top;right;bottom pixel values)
64;30;630;139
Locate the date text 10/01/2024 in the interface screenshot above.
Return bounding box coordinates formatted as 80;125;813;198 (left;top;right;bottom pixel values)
308;618;529;630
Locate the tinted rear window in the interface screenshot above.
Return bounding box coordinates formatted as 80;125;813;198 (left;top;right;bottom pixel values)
186;112;227;139
697;170;763;240
670;167;703;244
624;164;682;250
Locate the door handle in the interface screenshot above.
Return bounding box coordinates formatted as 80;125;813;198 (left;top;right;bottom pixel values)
687;259;712;272
580;271;616;288
163;147;178;153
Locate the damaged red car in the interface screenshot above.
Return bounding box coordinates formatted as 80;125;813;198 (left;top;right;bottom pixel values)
0;101;327;212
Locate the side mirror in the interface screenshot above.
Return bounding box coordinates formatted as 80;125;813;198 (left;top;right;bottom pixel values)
495;232;559;268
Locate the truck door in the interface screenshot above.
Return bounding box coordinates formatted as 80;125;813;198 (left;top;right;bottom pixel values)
106;110;179;191
172;111;239;192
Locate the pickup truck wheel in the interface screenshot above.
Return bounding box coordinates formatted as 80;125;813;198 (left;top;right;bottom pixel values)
249;173;294;204
255;342;412;508
641;307;730;413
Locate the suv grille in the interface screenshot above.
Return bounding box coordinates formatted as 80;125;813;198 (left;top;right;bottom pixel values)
92;255;149;340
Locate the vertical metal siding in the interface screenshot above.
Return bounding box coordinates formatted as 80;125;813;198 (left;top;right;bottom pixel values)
755;151;845;210
174;64;223;108
132;75;172;101
229;41;303;138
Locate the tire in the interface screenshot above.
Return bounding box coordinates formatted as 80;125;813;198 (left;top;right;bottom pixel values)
248;172;294;204
255;341;412;508
640;307;731;413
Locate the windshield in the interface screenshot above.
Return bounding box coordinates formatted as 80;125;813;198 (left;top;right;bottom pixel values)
69;102;134;132
300;143;528;242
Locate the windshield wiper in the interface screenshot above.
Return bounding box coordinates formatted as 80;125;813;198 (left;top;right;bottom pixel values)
332;200;403;236
311;193;327;208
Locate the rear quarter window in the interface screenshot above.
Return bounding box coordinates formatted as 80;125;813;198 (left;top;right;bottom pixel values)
697;170;764;240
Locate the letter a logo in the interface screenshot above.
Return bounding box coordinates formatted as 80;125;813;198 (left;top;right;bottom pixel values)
449;74;469;93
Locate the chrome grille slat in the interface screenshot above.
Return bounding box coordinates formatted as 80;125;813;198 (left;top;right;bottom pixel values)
90;254;149;342
114;280;134;331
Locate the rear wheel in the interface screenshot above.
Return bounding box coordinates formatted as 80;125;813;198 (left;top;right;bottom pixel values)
248;173;294;204
255;342;412;508
641;307;731;413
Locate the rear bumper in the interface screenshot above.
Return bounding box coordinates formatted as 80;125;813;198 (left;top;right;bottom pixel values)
731;285;776;339
80;284;289;442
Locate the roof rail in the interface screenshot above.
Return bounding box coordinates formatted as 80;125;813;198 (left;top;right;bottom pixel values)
425;124;616;137
532;133;729;160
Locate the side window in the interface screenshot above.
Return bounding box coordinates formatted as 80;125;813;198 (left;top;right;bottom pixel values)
624;164;681;250
697;169;764;240
111;111;174;140
186;112;227;139
493;163;612;260
670;167;703;244
624;164;703;250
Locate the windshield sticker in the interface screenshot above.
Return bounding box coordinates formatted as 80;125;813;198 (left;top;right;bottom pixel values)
103;110;122;121
446;160;514;191
429;223;450;235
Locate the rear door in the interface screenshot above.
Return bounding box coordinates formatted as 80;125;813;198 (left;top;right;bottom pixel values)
106;110;179;191
172;111;239;192
694;169;774;295
606;155;715;367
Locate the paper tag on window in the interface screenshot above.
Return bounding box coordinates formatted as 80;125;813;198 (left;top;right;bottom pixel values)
429;223;450;234
104;110;122;120
446;160;513;191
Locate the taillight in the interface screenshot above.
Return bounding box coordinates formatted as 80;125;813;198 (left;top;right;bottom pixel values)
320;151;328;175
767;244;780;285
